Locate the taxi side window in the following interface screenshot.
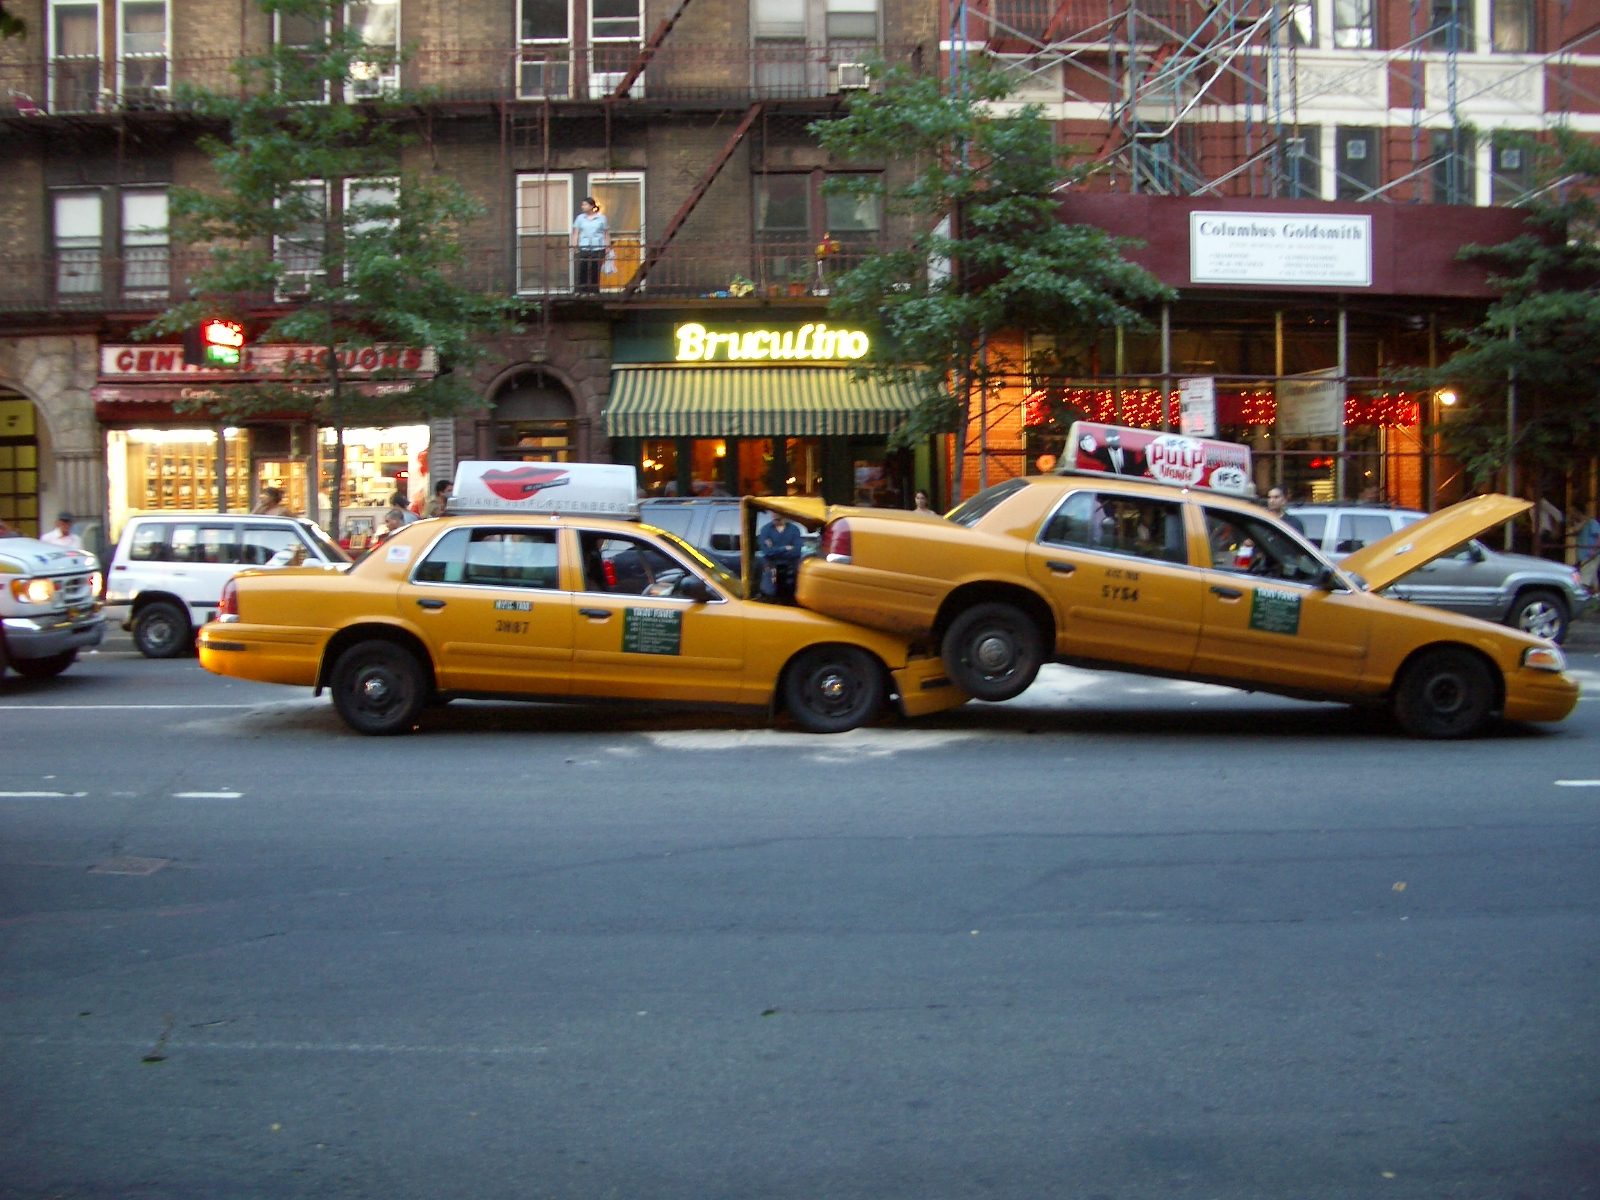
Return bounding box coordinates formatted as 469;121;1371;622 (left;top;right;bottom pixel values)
1041;492;1187;564
1205;509;1324;583
580;532;681;596
415;528;559;589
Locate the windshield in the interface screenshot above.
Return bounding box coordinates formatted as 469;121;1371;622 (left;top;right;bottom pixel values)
299;519;353;563
946;479;1030;528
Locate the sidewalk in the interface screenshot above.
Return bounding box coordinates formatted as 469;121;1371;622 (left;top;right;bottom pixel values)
1567;610;1600;652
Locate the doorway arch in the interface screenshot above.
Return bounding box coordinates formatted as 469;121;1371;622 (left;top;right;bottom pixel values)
484;368;581;461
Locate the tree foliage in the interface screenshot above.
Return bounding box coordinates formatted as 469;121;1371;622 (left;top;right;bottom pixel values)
0;1;24;40
1425;127;1600;489
811;57;1174;480
138;0;517;526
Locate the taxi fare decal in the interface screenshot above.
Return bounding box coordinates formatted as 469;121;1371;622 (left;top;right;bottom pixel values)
623;607;683;656
1250;587;1302;635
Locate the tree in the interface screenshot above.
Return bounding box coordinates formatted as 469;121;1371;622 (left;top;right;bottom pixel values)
0;1;24;40
138;0;518;532
811;56;1174;498
1424;128;1600;496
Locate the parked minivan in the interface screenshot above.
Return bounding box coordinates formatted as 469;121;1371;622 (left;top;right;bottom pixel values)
105;513;350;656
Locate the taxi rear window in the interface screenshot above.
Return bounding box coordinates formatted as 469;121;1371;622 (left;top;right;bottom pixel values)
946;479;1029;527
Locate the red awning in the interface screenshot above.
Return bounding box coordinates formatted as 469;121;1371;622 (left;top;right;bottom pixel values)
92;381;423;423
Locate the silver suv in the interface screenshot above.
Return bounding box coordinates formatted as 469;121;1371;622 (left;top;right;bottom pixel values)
1289;503;1592;643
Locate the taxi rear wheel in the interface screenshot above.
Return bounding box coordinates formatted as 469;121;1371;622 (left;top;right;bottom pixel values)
1393;648;1494;739
941;602;1042;702
784;645;885;733
330;640;426;736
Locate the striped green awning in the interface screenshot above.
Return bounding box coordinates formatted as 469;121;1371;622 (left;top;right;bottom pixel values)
604;367;919;438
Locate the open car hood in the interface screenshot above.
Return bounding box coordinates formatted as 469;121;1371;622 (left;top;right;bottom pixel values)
739;495;829;591
1338;494;1530;592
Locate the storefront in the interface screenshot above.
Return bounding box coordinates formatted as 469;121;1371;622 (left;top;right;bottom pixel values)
93;342;439;536
604;315;932;506
957;197;1525;509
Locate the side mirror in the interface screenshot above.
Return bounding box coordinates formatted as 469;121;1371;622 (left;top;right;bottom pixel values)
680;575;715;603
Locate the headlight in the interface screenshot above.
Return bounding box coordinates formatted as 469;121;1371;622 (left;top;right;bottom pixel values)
1522;645;1567;672
90;570;104;596
9;577;57;605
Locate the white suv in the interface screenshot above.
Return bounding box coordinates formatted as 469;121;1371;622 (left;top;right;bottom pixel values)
105;513;350;657
1289;503;1592;643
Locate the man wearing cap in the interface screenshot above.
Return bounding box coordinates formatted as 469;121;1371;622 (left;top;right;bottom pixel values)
40;512;83;550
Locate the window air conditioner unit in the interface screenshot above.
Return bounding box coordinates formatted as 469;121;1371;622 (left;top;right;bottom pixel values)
277;269;320;299
832;62;870;92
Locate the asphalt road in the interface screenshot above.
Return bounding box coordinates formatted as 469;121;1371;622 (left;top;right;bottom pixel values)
1;629;1597;1200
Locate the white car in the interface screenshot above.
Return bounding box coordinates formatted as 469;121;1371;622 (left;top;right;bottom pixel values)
105;512;350;657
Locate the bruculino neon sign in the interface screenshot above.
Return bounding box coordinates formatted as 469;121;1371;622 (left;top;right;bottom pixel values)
673;322;870;363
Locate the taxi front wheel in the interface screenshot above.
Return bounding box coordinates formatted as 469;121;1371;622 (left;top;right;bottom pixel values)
1392;647;1494;739
784;645;885;733
330;640;427;736
941;602;1042;702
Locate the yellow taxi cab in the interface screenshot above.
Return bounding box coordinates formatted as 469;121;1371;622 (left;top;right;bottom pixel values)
791;422;1579;738
196;464;964;736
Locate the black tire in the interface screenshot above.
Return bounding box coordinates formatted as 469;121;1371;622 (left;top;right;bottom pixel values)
783;645;886;733
1506;588;1568;644
1392;648;1495;739
11;650;77;679
940;602;1043;702
0;633;9;677
329;640;426;736
133;600;191;658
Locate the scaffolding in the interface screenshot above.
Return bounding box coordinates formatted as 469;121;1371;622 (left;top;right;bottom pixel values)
945;0;1600;205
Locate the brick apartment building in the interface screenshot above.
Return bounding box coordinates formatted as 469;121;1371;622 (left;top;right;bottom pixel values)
0;0;1597;549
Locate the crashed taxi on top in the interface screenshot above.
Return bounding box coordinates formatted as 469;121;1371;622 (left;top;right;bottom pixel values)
791;423;1578;739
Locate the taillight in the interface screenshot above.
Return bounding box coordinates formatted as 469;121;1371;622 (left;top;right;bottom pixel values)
821;519;852;563
217;578;239;620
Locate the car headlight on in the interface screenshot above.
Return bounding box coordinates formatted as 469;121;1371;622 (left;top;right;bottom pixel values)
90;570;104;596
1522;645;1567;673
9;576;57;605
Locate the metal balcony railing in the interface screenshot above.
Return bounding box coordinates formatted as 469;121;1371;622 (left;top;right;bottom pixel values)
1;44;920;117
0;239;895;315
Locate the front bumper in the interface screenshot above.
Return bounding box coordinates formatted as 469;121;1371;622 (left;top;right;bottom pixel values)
889;654;969;719
2;606;106;659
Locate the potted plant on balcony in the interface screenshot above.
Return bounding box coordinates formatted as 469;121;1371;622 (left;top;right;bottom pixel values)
787;268;812;297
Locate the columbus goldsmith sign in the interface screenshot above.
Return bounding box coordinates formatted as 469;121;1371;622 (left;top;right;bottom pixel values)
100;343;438;379
1190;213;1372;287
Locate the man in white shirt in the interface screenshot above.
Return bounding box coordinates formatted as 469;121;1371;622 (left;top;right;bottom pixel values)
40;512;83;550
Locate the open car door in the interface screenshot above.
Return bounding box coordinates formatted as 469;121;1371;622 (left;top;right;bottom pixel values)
740;495;829;595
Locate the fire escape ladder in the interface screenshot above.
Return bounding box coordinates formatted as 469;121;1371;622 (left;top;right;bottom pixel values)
611;0;699;98
621;103;763;297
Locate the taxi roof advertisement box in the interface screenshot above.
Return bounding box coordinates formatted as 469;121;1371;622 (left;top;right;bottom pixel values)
1063;421;1253;495
451;462;639;516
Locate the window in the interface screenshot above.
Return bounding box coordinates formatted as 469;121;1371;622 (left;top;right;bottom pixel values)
756;171;881;284
1331;0;1373;48
754;0;880;96
519;0;571;97
50;0;100;112
417;528;561;589
347;0;399;98
1429;0;1473;50
1492;0;1533;52
1430;128;1475;205
54;191;103;295
1204;509;1324;582
1336;126;1379;201
1280;129;1320;200
516;173;574;293
1282;0;1315;48
579;532;685;596
275;181;328;296
1491;135;1532;204
276;8;328;102
1042;492;1188;565
120;0;167;102
273;178;397;297
121;188;169;297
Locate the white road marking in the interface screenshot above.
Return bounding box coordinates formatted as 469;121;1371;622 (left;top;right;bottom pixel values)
13;1035;549;1058
1554;780;1600;788
0;791;88;799
0;703;270;711
172;791;243;799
